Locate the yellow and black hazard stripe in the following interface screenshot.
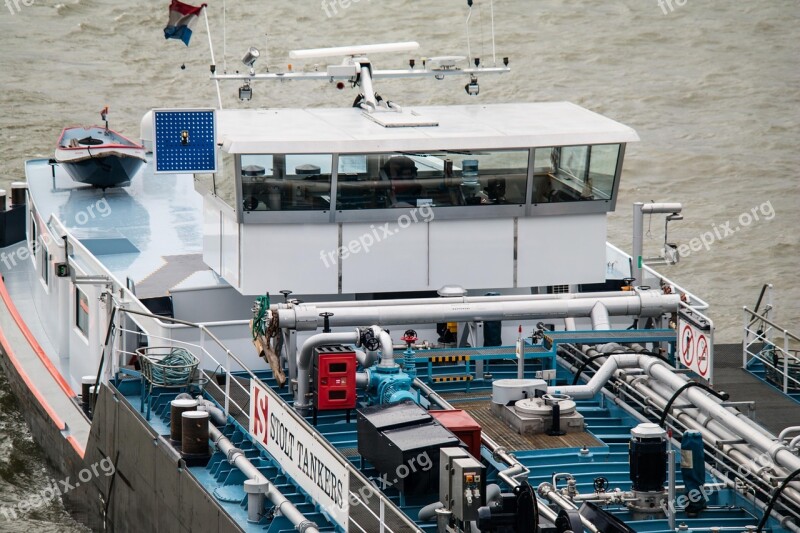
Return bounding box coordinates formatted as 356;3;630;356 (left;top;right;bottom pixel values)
429;355;470;364
432;375;474;383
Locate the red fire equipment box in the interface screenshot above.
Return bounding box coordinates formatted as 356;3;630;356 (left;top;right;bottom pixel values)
314;345;357;411
430;409;482;459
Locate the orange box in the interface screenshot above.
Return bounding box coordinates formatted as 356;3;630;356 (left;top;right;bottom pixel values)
430;409;482;459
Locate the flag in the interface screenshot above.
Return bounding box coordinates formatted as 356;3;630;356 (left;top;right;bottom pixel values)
163;0;206;46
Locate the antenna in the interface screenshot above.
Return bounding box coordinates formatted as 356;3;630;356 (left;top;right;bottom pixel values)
490;0;497;66
289;42;420;60
465;1;473;63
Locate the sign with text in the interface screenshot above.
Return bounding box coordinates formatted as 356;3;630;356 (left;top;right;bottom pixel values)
677;309;714;384
249;380;349;528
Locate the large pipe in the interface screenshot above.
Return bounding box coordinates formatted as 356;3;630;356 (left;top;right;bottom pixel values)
278;291;679;330
548;353;641;399
209;424;320;533
590;302;610;330
273;291;636;312
554;353;800;477
296;330;361;411
372;325;395;368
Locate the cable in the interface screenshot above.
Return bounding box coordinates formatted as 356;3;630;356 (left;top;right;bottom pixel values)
756;467;800;532
658;381;728;428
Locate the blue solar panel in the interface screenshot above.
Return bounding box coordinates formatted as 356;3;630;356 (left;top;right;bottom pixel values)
153;109;217;173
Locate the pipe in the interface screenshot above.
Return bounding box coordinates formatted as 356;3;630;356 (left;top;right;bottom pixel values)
548;353;642;399
354;348;376;368
418;501;444;522
372;325;395;368
557;352;800;488
564;317;577;331
274;290;636;311
295;330;361;411
667;448;676;530
277;291;680;330
209;424;319;532
537;483;602;533
779;426;800;440
590;302;610;331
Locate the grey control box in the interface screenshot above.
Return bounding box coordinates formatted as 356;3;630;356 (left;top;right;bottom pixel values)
439;447;485;523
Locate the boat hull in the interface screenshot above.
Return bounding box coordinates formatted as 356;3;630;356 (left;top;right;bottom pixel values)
55;126;146;188
59;153;144;188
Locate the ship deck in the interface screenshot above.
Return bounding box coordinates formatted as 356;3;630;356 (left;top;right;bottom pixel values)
110;347;795;533
24;157;223;299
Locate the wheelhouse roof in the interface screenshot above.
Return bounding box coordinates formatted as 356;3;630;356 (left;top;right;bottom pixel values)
219;102;639;154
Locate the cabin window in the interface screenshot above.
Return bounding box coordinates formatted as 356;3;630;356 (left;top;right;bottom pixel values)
240;154;332;211
30;217;38;258
335;150;529;210
212;152;238;208
532;144;620;203
76;287;89;336
40;241;49;285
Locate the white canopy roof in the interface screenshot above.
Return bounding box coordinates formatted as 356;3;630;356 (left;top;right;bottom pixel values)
218;102;639;154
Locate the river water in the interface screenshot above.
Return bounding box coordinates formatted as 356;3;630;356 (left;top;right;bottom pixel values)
0;0;798;530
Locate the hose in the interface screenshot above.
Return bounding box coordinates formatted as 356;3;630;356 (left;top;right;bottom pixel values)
756;467;800;532
251;294;270;340
658;381;728;428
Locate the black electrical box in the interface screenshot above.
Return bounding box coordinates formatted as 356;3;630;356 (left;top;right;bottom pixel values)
357;401;464;494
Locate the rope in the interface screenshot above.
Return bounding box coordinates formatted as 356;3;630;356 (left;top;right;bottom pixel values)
143;347;197;386
251;294;270;341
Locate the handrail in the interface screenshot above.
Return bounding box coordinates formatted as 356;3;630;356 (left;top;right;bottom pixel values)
605;242;709;309
744;307;800;343
111;306;422;532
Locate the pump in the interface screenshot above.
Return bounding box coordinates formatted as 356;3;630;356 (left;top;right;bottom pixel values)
628;423;668;513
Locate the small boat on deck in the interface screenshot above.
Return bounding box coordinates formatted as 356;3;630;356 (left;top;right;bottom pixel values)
55;109;145;188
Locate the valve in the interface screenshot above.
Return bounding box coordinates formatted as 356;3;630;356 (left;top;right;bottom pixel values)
401;329;418;346
360;328;380;352
401;329;418;378
319;312;333;333
280;289;293;303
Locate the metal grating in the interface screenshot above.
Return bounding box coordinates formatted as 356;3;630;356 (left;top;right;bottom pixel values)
453;399;601;451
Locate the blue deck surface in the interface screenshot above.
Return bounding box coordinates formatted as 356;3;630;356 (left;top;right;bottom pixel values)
746;358;800;405
117;351;787;532
24;157;221;288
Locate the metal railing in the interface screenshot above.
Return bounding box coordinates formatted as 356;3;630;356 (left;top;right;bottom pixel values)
743;306;800;395
110;307;422;533
606;243;709;310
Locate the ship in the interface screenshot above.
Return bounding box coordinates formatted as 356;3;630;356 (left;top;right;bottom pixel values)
0;28;799;533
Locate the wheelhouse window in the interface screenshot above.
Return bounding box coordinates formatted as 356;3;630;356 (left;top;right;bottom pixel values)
336;150;529;210
76;287;89;336
532;144;620;203
240;154;332;211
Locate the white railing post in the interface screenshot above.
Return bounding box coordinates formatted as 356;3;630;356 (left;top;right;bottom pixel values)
225;346;231;418
784;332;790;394
379;499;385;533
743;307;749;368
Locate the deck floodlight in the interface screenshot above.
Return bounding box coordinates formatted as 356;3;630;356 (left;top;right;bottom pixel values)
239;82;253;102
465;75;479;96
241;47;260;69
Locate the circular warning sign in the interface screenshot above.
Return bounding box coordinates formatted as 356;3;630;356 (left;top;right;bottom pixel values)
681;324;695;367
696;334;709;377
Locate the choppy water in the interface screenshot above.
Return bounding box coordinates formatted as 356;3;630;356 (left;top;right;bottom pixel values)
0;0;798;530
